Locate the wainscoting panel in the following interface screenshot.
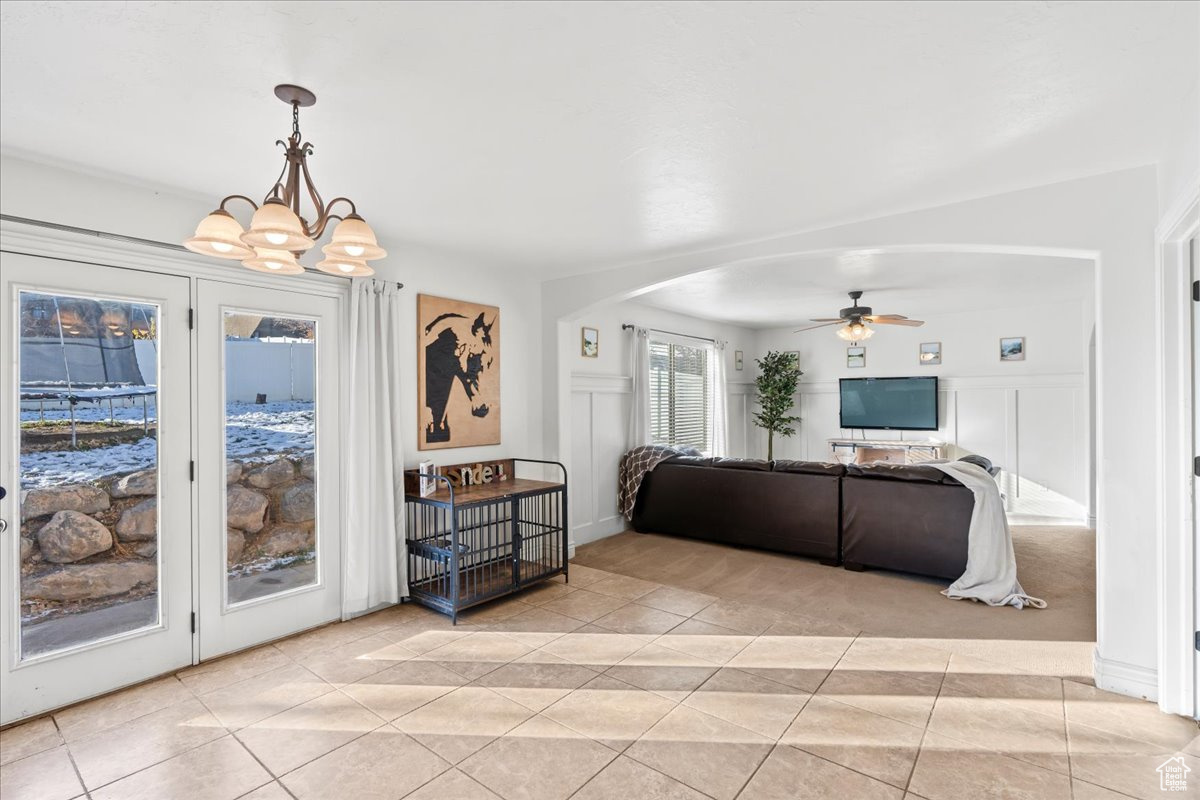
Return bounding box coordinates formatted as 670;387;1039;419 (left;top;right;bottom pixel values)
569;375;753;548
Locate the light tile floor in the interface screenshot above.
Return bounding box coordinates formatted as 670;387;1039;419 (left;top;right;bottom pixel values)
1;563;1196;800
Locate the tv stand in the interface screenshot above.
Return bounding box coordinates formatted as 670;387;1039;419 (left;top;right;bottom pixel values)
828;438;946;465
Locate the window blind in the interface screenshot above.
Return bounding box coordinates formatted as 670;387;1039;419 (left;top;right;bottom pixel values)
648;338;710;451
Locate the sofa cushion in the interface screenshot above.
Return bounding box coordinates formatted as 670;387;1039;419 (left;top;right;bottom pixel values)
772;460;846;477
663;455;713;468
710;457;772;471
845;463;956;484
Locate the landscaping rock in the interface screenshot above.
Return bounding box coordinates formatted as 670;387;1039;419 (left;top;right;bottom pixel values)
21;537;34;562
23;561;156;602
257;525;314;557
227;529;245;566
21;484;110;521
226;460;243;484
36;511;113;563
132;541;158;558
227;486;268;533
279;480;315;523
110;469;157;498
246;458;295;489
297;454;315;480
116;498;158;542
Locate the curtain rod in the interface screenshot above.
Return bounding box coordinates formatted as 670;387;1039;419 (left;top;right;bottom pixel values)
621;323;717;345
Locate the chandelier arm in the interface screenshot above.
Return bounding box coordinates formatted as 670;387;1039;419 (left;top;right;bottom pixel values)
299;155;327;234
218;195;261;215
309;197;359;239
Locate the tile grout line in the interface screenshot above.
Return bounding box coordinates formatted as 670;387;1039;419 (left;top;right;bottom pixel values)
732;632;859;799
901;649;949;796
52;715;92;800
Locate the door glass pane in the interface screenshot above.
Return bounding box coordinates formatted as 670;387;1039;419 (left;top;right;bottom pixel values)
223;311;318;605
18;291;160;658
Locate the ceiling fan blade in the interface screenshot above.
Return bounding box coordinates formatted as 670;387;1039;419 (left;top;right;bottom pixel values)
864;314;907;321
871;318;925;327
793;321;844;333
809;318;844;322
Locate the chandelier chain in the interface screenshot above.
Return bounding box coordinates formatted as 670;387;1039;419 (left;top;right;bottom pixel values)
292;101;301;139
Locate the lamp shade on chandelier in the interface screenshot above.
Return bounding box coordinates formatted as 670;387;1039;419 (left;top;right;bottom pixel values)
183;84;386;277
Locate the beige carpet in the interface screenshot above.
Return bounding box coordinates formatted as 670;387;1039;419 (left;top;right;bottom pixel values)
574;526;1096;644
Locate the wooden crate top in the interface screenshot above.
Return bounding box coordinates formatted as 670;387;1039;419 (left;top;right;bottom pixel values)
407;477;563;506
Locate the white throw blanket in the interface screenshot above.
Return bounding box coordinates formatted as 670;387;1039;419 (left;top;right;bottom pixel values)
930;461;1046;610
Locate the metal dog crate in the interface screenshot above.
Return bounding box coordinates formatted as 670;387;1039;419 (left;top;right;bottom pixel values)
404;459;568;622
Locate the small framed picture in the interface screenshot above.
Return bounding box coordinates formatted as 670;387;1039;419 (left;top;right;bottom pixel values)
418;460;438;497
581;326;599;358
919;341;942;365
784;350;803;372
1000;336;1025;361
846;346;866;368
734;350;744;370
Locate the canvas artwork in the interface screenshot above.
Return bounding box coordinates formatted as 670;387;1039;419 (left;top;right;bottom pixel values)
418;294;500;450
1000;336;1025;361
846;346;866;368
581;327;599;357
919;342;942;365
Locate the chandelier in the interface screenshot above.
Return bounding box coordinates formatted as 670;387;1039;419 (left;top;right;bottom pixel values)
183;84;385;277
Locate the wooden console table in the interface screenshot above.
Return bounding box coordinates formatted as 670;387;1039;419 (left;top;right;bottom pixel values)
828;438;946;465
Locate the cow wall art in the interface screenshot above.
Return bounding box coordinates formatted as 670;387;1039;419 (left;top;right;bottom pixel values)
417;294;500;450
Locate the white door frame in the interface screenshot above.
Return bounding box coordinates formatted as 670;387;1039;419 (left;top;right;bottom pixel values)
1156;176;1200;717
0;218;350;718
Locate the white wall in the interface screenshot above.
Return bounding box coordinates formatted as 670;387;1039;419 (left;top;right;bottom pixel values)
567;300;758;547
0;154;546;474
755;300;1091;506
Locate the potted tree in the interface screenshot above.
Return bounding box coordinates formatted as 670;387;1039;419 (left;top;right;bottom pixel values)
753;351;802;460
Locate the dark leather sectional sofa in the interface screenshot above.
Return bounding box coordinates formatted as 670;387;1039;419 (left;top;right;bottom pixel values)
630;456;978;580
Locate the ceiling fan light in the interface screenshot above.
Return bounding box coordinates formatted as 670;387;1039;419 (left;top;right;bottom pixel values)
836;322;874;342
242;247;305;275
316;256;375;277
240;199;316;251
323;215;387;260
183;210;254;260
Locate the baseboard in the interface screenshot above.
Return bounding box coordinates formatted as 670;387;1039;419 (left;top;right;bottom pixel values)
1094;648;1158;702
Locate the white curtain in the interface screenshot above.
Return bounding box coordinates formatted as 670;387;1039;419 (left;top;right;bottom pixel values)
628;326;652;450
344;279;406;617
708;341;729;457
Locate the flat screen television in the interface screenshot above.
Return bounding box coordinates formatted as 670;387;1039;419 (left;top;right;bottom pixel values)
839;376;939;431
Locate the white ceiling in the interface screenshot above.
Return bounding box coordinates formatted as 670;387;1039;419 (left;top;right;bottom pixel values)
0;1;1194;275
634;250;1094;329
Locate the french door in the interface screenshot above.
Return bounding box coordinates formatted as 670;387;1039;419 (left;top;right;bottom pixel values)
1;251;345;724
0;253;193;722
195;279;341;659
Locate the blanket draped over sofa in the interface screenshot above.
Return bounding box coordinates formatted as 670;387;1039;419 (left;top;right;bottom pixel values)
930;461;1046;609
618;445;700;519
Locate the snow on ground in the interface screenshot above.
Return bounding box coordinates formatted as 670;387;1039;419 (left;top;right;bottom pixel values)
20;401;314;489
21;398;157;425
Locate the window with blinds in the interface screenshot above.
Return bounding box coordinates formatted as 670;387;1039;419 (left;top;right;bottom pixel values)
648;339;710;451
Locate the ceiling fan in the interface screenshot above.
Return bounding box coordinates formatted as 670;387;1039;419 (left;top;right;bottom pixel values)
793;290;925;342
